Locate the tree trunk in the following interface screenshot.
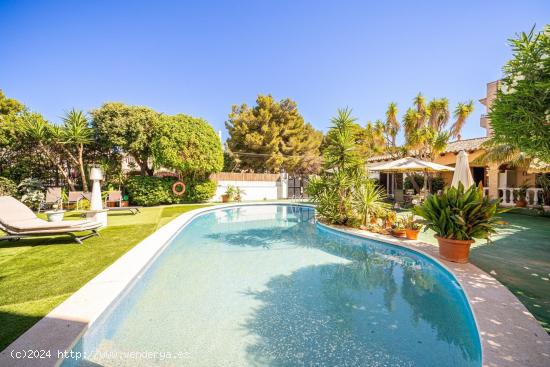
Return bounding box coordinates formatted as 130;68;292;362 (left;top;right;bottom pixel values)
78;144;89;192
409;174;421;193
137;157;154;176
38;143;76;191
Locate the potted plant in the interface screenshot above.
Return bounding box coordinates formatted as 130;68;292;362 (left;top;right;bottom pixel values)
45;203;66;222
384;210;397;229
234;187;245;202
514;184;529;207
412;183;505;263
222;186;236;203
391;218;407;238
403;214;422;240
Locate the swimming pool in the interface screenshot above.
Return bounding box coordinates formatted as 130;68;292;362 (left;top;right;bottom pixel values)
62;205;481;366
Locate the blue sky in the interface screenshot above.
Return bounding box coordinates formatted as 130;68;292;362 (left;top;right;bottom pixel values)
1;0;549;143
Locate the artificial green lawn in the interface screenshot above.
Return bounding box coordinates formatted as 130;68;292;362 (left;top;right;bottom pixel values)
0;204;210;350
415;212;550;333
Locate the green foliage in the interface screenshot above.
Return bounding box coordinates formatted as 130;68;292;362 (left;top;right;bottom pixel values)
322;108;363;172
91;103;160;176
225;95;323;174
411;183;505;241
352;177;389;226
403;93;474;161
224;185;237;201
403;214;423;230
185;179;217;203
490;25;550;162
17;178;44;210
307;109;387;226
126;176;216;206
0;177;17;196
152;114;223;177
126;176;180;206
404;174;444;193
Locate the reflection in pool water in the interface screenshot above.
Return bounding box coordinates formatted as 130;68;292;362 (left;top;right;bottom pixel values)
63;205;481;366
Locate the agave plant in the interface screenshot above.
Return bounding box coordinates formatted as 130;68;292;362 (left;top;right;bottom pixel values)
411;183;505;241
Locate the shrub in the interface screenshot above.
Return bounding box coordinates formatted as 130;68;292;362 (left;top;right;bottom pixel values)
126;176;179;206
0;177;17;196
17;178;45;210
184;179;217;203
126;176;217;206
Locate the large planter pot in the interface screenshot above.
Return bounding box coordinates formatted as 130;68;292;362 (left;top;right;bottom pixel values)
515;199;527;208
120;200;129;207
221;194;230;203
405;229;420;240
435;236;475;263
392;229;406;238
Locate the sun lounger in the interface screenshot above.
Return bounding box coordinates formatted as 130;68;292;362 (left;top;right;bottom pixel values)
0;196;101;244
104;191;141;214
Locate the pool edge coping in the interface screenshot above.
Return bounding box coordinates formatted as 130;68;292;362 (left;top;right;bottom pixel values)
0;202;548;367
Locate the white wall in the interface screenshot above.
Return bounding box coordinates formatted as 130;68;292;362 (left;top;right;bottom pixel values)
212;180;282;201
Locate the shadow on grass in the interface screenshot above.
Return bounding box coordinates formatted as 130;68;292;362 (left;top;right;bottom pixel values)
0;311;43;351
470;213;550;333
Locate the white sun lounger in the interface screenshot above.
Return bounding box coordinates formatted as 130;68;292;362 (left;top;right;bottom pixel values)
0;196;101;244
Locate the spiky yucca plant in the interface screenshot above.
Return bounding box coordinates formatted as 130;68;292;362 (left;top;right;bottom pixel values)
411;183;505;241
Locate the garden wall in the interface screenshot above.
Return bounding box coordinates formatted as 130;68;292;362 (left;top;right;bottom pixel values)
210;173;287;201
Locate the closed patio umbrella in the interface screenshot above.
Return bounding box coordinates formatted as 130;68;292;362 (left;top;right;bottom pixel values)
451;150;474;189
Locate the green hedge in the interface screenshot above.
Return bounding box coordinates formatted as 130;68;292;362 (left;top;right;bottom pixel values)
126;176;216;206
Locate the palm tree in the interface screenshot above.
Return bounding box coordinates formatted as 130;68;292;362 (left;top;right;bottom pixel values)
323;108;362;172
61;109;92;192
476;140;531;169
22;113;77;190
450;101;475;139
385;102;400;147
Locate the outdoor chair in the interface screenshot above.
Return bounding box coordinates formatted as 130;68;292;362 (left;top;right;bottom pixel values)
105;191;123;207
102;191;141;215
0;196;101;244
38;187;62;213
67;191;91;210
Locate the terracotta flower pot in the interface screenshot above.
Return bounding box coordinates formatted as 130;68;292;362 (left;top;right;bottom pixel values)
405;229;420;240
515;199;527;208
435;236;475;263
392;229;406;238
221;194;230;203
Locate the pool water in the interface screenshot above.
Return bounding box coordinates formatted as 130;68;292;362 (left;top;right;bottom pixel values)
64;205;481;366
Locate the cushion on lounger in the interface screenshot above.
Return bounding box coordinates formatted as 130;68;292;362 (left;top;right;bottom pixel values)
3;218;94;231
0;196;37;223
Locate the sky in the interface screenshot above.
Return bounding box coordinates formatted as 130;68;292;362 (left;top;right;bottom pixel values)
1;0;549;143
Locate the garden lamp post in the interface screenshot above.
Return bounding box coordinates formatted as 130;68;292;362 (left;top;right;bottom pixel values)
87;166;108;227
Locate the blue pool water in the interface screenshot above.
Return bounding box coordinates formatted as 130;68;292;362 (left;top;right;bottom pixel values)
63;205;481;366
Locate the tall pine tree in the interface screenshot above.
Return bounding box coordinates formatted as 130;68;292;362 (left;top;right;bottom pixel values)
225;95;323;174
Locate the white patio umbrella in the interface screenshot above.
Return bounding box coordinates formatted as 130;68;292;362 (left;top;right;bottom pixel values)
451;150;474;189
368;157;455;173
368;157;454;198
